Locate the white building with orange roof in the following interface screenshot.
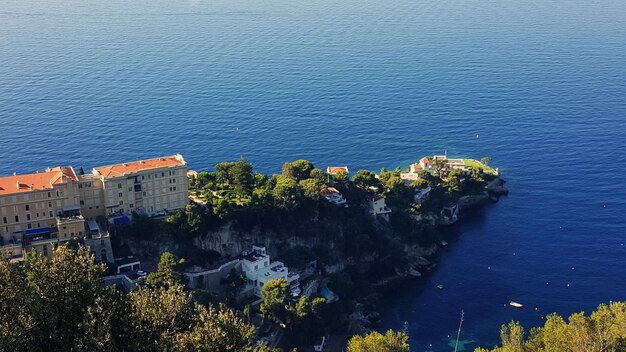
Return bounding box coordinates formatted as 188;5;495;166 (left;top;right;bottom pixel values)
326;166;349;176
92;154;189;220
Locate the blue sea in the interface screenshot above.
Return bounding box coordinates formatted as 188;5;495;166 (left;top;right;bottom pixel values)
1;0;626;350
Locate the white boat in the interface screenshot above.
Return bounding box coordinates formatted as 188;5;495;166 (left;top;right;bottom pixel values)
510;301;523;308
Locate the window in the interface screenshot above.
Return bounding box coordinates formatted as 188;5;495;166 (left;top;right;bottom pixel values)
78;184;82;189
129;203;134;208
172;170;176;175
25;204;29;211
2;217;6;224
36;213;39;218
162;172;165;177
80;201;84;205
43;245;48;257
27;224;32;229
26;214;31;221
47;192;51;198
14;216;19;222
119;201;123;205
118;183;122;189
118;192;123;198
143;191;146;196
128;187;132;192
56;191;59;197
37;223;40;227
49;211;53;217
48;202;52;207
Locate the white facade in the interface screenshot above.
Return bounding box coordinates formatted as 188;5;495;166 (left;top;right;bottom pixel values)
241;245;300;298
369;195;391;221
321;187;347;205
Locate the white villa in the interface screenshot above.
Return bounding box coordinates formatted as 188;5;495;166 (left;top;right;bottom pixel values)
241;245;301;298
369;194;391;221
321;187;347;206
400;157;432;181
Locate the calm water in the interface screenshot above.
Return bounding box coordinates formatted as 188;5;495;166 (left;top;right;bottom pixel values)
1;0;626;350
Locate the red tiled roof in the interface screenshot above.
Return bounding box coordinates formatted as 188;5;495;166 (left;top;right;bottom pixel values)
94;155;186;178
0;166;76;196
411;163;423;170
420;157;430;163
327;166;349;175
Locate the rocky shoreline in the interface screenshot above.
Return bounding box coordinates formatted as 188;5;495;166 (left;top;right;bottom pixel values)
347;177;509;334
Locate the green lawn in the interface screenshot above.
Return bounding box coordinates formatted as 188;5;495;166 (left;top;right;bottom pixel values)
463;159;497;175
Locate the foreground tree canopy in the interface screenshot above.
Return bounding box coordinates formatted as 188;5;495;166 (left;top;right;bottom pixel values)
347;329;410;352
476;302;626;352
0;246;275;352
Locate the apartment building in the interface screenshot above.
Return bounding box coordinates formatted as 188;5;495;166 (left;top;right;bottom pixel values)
0;154;189;262
91;154;189;219
0;167;88;261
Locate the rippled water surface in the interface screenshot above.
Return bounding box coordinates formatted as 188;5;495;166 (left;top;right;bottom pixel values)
1;0;626;350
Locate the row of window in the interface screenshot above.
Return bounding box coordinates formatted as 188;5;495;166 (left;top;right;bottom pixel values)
3;211;55;224
0;190;60;205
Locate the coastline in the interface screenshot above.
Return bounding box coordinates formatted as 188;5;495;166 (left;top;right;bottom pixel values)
345;177;509;334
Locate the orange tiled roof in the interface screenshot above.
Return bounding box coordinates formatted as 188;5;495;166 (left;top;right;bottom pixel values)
420;157;430;163
411;163;423;170
327;166;349;175
0;166;76;196
94;155;186;178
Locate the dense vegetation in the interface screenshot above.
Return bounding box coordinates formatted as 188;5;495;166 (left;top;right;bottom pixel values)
476;302;626;352
0;247;277;352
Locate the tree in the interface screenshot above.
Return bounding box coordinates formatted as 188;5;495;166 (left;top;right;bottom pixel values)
299;178;322;200
347;329;410;352
353;170;380;189
432;158;448;177
175;304;255;352
446;168;464;194
75;287;134;352
146;252;188;288
26;246;107;352
481;156;492;166
167;204;210;237
272;175;299;208
215;162;235;188
221;269;246;306
310;168;326;183
129;284;196;352
254;173;269;189
230;157;254;197
282;160;315;181
385;176;413;207
409;178;428;190
260;279;291;324
196;171;216;190
332;170;350;187
477;302;626;352
0;258;35;352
